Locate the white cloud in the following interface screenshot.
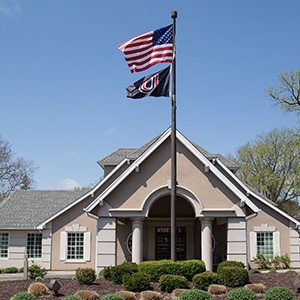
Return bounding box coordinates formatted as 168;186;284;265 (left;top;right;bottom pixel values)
0;0;23;18
41;178;83;190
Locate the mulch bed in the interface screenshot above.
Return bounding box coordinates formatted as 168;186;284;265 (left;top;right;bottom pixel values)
0;273;299;300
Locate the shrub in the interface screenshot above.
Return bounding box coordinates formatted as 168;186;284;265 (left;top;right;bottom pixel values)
286;270;297;274
245;283;266;293
10;292;36;300
18;267;24;273
28;282;49;297
63;296;82;300
216;260;245;273
109;262;138;284
98;269;105;278
100;294;125;300
140;290;162;300
74;290;99;300
138;261;169;282
122;272;151;292
178;289;213;300
116;291;135;300
218;266;249;287
192;271;219;291
264;286;295;300
268;268;277;273
28;263;47;279
253;253;271;269
248;269;261;274
271;255;281;269
280;253;291;268
4;267;18;273
103;266;113;281
228;288;258;300
172;289;187;297
158;274;188;293
208;284;226;295
178;260;206;281
75;268;96;285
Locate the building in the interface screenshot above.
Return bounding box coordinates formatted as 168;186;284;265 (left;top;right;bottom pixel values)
0;128;299;272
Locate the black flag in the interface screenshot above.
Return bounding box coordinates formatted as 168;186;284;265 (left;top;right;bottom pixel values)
126;66;171;99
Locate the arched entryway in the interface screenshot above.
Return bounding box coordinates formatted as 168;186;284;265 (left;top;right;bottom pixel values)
147;194;195;261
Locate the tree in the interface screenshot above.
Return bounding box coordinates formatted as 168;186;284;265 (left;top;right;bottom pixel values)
0;136;37;200
264;67;300;115
228;127;300;218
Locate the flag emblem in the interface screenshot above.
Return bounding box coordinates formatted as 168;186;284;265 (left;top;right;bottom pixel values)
118;25;173;73
126;66;171;99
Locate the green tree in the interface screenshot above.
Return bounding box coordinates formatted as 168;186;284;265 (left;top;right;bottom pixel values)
264;67;300;115
229;127;300;218
0;136;37;200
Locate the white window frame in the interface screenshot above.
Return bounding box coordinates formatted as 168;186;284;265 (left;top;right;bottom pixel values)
250;224;280;261
26;232;42;259
60;224;91;262
0;232;9;259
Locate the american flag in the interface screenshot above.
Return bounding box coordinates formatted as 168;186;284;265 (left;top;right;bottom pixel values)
118;24;173;73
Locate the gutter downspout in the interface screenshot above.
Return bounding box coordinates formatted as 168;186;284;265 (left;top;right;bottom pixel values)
245;212;258;271
85;211;99;273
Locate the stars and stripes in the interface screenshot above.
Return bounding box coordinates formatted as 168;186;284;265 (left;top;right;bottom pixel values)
118;24;173;73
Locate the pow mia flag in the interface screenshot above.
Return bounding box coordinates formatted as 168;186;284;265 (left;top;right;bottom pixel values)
126;66;171;99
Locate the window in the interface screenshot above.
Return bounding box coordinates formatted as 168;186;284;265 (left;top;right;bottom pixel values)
27;233;42;258
67;232;84;260
257;232;274;259
0;233;9;258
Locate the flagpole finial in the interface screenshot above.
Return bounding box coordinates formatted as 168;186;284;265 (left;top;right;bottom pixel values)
171;11;177;19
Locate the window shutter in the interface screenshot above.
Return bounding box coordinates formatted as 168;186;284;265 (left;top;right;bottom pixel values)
60;231;67;261
249;232;257;260
84;232;91;261
273;231;281;256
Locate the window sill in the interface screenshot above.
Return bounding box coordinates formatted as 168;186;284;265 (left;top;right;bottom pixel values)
64;260;87;263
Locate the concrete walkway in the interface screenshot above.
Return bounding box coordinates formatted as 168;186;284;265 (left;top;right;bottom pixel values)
0;271;76;281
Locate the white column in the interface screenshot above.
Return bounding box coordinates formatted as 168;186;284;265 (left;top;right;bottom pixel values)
131;218;144;264
201;218;213;271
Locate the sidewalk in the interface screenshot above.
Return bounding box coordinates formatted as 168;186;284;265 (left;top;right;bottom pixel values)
0;270;76;281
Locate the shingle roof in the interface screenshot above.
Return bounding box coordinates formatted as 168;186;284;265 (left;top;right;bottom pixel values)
0;190;87;229
97;129;239;171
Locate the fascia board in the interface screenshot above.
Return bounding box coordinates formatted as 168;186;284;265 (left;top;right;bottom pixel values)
215;158;300;227
36;157;129;229
85;128;172;213
177;131;259;213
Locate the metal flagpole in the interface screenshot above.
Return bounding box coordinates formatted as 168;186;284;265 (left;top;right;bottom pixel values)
170;10;177;262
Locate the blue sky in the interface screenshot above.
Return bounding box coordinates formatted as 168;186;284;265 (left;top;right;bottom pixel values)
1;0;299;190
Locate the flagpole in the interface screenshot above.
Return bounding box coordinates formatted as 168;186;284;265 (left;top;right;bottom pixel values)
170;10;177;262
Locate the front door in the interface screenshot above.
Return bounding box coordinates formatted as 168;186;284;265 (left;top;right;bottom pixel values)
156;227;186;260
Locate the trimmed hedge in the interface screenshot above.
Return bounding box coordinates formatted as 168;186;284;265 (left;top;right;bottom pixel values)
216;261;245;273
218;266;249;287
100;294;125;300
158;274;188;293
75;268;96;285
122;272;151;292
10;292;36;300
192;271;219;291
106;262;138;284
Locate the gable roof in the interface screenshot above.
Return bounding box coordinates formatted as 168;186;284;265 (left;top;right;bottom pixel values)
0;190;86;229
85;128;259;214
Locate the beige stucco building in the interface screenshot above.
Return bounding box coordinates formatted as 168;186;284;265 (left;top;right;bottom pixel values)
0;128;299;272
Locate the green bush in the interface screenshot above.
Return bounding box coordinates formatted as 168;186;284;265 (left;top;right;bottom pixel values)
138;260;170;282
109;262;138;284
248;269;261;274
271;255;281;269
75;268;96;285
103;266;113;281
178;289;213;300
100;294;125;300
178;260;206;281
253;253;271;269
268;269;277;273
280;253;291;268
158;274;188;293
286;270;297;274
264;286;295;300
192;271;219;291
63;296;82;300
122;272;151;292
218;266;249;287
216;261;245;273
4;267;18;273
10;292;36;300
18;267;24;273
28;263;47;279
228;288;258;300
98;268;105;278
